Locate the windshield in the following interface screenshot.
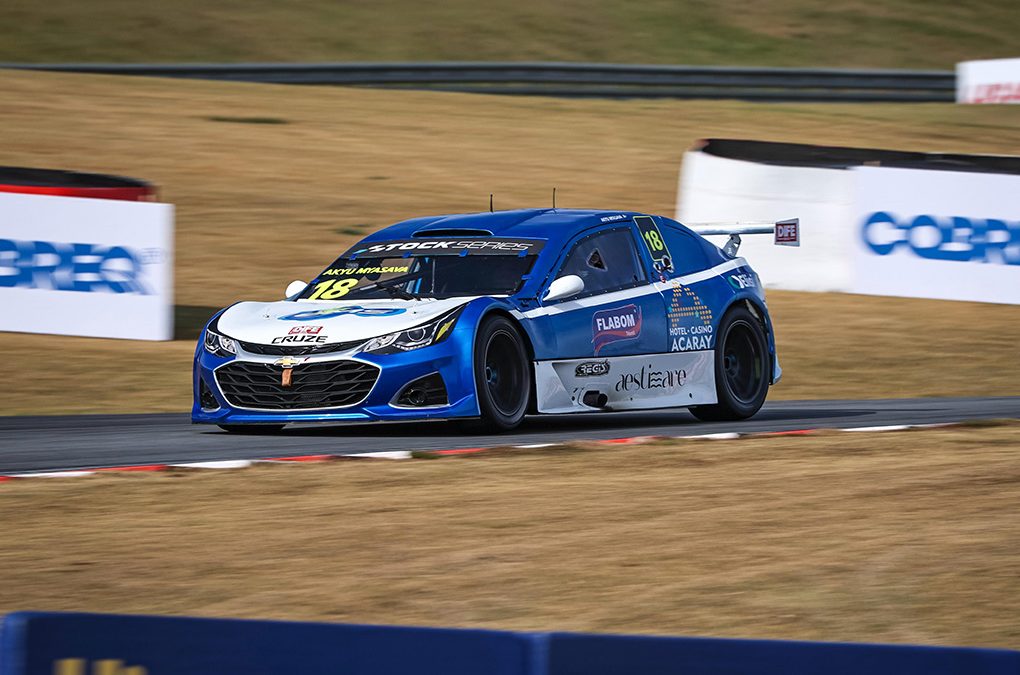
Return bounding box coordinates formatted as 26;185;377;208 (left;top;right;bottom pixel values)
296;254;537;301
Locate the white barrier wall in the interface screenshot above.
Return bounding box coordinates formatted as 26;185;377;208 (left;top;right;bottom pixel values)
0;192;174;340
677;150;855;291
957;57;1020;104
854;166;1020;304
678;150;1020;305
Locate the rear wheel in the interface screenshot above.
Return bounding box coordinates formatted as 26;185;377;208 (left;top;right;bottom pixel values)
217;424;286;434
689;306;770;421
472;316;530;432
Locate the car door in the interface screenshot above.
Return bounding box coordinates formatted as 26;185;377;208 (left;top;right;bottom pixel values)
529;223;718;413
537;226;666;359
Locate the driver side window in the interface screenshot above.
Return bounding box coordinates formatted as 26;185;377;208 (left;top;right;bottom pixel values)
557;228;643;298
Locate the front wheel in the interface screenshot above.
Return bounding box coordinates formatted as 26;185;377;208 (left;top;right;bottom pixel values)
689;306;770;421
472;316;530;432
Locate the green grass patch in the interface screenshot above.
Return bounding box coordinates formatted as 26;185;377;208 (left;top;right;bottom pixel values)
4;0;1019;68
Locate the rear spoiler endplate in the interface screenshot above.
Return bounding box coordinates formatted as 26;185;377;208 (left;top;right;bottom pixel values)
688;218;800;257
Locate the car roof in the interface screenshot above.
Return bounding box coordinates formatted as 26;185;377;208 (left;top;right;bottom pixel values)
360;208;645;252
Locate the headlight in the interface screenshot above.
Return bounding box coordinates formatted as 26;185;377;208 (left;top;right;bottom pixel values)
203;327;237;357
362;307;463;355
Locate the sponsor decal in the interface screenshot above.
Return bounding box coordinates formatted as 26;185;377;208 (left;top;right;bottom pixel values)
271;334;328;345
729;273;758;290
862;212;1020;265
775;220;799;246
0;238;163;294
668;280;714;352
351;239;540;256
323;265;410;276
966;82;1020;104
592;304;642;354
278;306;407;321
575;360;611;377
615;365;687;392
671;325;713;352
289;325;323;335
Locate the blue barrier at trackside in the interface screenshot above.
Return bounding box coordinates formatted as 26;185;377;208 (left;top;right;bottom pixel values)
1;612;1019;675
544;632;1020;675
0;613;533;675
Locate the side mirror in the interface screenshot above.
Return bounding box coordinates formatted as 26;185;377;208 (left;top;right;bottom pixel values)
285;280;306;298
543;275;585;303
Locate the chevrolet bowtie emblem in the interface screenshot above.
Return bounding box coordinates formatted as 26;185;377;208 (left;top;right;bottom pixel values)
274;356;304;387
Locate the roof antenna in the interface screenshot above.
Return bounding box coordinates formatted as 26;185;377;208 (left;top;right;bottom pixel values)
489;193;493;213
552;187;556;209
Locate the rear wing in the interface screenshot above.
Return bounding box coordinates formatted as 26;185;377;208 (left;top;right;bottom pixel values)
688;218;800;257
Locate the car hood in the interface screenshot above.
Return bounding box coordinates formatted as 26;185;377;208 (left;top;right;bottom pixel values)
217;297;477;346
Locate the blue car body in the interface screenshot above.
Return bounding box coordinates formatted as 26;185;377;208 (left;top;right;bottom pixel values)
192;208;781;426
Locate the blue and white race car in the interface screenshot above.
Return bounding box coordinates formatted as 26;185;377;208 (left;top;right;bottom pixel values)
193;209;798;432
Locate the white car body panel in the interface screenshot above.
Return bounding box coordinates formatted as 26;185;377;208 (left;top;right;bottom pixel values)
216;296;479;345
534;351;717;414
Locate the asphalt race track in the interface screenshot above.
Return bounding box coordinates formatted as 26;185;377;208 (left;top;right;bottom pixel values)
2;397;1018;474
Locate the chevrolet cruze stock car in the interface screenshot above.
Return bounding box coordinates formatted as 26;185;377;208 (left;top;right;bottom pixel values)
193;208;798;432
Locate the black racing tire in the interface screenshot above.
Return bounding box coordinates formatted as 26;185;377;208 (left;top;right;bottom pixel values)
217;424;286;434
689;305;770;422
472;315;530;432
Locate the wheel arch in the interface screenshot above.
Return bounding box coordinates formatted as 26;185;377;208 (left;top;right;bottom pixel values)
719;295;777;383
453;298;539;409
475;305;538;413
478;307;536;360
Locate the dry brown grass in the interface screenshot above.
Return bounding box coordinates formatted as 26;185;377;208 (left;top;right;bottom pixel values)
1;70;1020;414
1;425;1018;647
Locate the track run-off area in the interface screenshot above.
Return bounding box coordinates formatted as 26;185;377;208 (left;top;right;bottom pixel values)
2;397;1018;474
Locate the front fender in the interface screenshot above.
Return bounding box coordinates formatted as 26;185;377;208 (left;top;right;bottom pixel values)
459;295;535;354
455;296;538;401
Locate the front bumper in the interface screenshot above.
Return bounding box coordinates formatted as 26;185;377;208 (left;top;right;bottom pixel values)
191;336;479;425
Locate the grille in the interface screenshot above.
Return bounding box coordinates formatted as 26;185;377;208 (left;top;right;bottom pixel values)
238;339;363;356
215;360;379;410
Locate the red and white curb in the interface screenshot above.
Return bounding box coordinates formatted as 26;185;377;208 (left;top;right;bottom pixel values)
0;423;963;482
